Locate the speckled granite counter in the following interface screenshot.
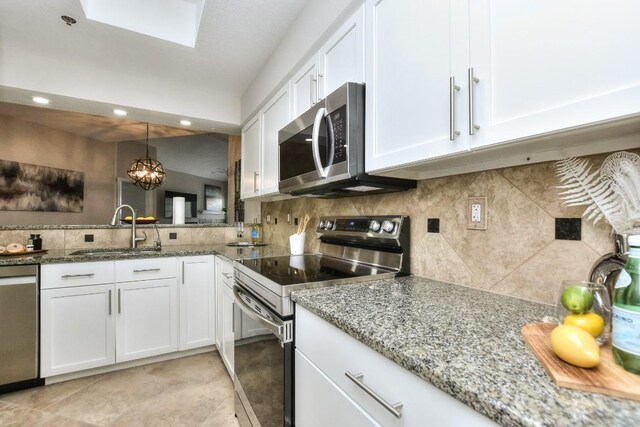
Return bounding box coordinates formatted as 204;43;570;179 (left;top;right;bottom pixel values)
0;244;291;266
291;276;640;427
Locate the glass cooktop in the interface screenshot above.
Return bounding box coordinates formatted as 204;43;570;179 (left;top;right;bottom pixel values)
237;254;393;287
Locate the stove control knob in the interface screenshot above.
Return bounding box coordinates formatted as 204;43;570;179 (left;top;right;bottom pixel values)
319;220;326;229
325;220;334;230
382;220;396;234
369;220;381;232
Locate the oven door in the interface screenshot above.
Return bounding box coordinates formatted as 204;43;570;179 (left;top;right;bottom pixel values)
233;284;294;427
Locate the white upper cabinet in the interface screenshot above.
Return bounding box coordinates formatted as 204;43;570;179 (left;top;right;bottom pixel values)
468;0;640;150
260;84;292;196
292;56;320;118
318;4;365;99
241;113;261;199
365;0;471;174
241;84;292;200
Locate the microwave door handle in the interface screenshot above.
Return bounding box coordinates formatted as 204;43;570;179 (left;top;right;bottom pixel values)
325;113;335;170
312;107;329;178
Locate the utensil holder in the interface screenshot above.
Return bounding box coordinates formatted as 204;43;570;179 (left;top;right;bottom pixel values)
289;233;305;255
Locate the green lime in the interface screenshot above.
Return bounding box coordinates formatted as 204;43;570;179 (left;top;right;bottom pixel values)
561;286;594;314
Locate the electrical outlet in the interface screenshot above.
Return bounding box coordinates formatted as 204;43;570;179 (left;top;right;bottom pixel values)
466;197;487;230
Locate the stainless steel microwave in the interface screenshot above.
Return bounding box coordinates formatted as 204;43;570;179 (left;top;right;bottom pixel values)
278;82;415;198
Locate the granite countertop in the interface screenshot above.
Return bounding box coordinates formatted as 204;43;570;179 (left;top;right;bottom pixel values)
291;276;640;427
0;244;291;266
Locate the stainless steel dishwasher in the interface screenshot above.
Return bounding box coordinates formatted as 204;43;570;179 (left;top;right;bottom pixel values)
0;264;44;393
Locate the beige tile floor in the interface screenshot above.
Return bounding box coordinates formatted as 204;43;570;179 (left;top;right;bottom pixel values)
0;352;240;426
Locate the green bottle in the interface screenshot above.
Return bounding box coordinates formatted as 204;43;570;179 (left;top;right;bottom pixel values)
612;235;640;374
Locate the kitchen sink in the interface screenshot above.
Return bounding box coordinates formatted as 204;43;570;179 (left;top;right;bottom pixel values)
69;248;161;256
226;242;268;247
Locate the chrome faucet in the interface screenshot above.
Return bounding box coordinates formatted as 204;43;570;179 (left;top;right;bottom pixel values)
109;204;147;248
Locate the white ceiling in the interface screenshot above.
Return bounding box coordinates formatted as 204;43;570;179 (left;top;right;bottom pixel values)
0;0;309;130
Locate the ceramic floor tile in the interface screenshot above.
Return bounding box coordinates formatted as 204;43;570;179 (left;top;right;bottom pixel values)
145;353;227;385
44;364;188;425
201;395;240;427
0;375;103;411
0;401;95;427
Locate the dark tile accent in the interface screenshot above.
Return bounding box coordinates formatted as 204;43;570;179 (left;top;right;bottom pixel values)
555;218;581;240
294;217;299;226
427;218;440;233
84;234;94;242
275;218;278;225
169;232;178;240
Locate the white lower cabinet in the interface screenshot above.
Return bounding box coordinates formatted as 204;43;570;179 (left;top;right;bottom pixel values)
179;256;215;350
115;278;178;363
41;256;216;378
215;255;235;377
295;306;497;427
41;283;115;377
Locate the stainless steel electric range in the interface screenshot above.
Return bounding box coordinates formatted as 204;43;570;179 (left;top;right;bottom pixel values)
232;215;410;427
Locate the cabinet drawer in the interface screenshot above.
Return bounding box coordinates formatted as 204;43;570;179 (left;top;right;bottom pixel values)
296;306;496;427
115;258;177;282
217;257;234;288
41;262;114;289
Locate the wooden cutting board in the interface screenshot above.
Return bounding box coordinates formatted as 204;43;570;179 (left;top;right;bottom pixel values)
522;322;640;401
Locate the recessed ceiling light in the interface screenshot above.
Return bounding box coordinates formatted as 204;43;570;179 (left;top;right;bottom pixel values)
180;120;192;126
113;109;128;116
32;96;50;105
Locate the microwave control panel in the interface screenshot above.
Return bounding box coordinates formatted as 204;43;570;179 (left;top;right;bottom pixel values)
329;105;347;163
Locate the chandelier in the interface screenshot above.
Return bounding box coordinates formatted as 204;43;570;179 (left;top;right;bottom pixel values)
127;122;166;190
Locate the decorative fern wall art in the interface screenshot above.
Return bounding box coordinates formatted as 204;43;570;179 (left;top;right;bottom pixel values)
556;151;640;234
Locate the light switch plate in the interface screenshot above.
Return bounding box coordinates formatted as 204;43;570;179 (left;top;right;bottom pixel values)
466;197;487;230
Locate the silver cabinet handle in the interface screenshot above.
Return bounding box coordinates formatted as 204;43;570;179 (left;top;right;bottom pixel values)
222;272;233;280
118;289;122;314
310;72;316;105
132;268;161;273
468;67;480;135
61;273;95;279
345;371;403;419
108;289;112;315
253;171;258;193
449;76;461;141
316;70;322;103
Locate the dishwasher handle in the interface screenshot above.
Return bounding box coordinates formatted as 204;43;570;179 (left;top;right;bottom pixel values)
0;276;37;286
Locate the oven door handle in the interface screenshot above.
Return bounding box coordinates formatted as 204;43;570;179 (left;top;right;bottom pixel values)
312;107;332;178
233;286;293;343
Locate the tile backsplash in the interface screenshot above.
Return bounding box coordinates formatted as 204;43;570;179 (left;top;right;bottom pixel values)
262;152;624;305
0;226;241;251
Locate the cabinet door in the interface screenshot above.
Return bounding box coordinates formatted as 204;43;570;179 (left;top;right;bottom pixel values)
291;55;319;118
296;350;379;427
365;0;470;174
260;83;291;196
220;283;236;376
41;284;115;377
115;278;178;362
179;256;215;351
241;113;262;200
469;0;640;149
318;4;365;99
214;258;224;350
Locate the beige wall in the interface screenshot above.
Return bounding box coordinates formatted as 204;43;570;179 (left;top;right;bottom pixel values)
0;114;115;225
261;150;635;305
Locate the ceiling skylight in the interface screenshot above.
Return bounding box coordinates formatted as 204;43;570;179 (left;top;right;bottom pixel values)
78;0;205;47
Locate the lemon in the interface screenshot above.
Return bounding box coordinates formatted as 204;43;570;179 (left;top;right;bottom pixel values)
563;312;604;337
561;286;593;314
551;325;600;368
